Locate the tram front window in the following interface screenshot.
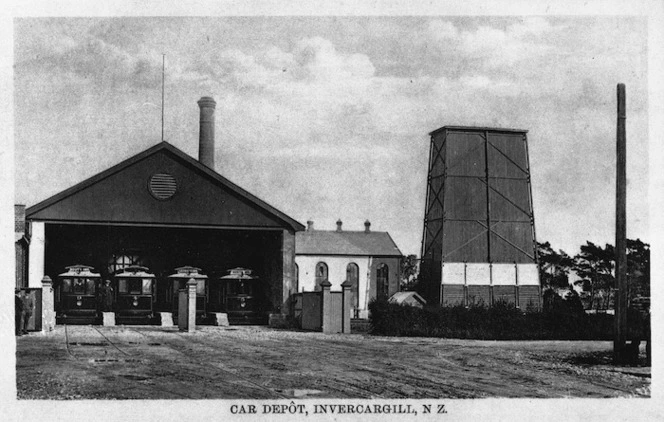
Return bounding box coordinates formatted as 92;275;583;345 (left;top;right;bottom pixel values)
142;279;152;294
118;278;143;294
228;281;252;296
87;278;96;295
61;279;72;293
196;279;205;295
73;278;86;295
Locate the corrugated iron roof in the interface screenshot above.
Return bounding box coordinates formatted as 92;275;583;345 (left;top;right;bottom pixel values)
295;230;402;257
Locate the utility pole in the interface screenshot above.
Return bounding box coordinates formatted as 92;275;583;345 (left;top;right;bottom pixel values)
614;83;628;364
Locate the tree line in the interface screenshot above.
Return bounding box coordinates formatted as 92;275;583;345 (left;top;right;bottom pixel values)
538;239;649;311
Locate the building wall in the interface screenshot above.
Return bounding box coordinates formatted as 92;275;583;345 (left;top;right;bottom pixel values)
15;240;28;290
295;255;401;318
28;222;45;288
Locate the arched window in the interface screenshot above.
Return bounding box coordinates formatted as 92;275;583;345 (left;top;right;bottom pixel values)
346;263;360;314
314;262;328;291
376;263;389;298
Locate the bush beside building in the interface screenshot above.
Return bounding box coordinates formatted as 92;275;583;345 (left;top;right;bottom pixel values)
368;290;646;341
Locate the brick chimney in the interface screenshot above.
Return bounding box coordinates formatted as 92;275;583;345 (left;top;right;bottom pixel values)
307;220;314;232
336;219;343;232
15;204;26;234
364;219;371;233
197;96;217;169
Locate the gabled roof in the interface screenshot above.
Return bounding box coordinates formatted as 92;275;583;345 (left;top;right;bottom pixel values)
26;141;305;232
295;230;402;257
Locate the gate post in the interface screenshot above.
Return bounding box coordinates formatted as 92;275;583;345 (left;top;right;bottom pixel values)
341;280;352;334
41;276;55;332
178;278;198;332
187;278;197;332
320;280;333;334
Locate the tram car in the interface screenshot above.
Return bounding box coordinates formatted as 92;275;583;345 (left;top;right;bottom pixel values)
113;265;156;323
211;267;266;325
56;264;102;324
167;266;208;321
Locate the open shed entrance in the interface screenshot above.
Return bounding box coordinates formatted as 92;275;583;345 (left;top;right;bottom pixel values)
45;223;283;323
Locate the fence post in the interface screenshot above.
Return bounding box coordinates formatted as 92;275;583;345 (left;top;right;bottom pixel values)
320;280;332;333
41;276;55;332
341;280;352;334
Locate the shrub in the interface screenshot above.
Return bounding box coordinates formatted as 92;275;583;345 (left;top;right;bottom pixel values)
367;290;641;340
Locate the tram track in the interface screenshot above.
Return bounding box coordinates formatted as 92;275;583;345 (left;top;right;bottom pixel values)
91;326;132;356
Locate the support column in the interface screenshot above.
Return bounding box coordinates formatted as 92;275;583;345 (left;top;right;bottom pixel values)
341;280;352;334
28;222;45;288
41;276;55;332
320;280;333;334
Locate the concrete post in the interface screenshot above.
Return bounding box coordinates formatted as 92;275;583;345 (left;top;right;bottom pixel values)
41;276;55;333
341;280;353;334
320;280;333;334
187;278;197;333
177;289;188;331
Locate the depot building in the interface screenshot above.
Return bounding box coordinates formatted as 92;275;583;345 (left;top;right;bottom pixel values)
23;97;304;324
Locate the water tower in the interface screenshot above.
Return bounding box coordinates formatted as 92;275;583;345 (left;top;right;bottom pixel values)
420;126;541;309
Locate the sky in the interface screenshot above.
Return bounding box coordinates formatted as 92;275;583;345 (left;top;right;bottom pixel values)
13;15;651;256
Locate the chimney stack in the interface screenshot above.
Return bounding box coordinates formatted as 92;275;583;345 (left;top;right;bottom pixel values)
364;219;371;233
197;96;217;169
336;219;343;232
15;204;26;234
307;220;314;232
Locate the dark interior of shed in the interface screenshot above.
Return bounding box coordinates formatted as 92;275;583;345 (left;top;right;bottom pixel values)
45;223;283;315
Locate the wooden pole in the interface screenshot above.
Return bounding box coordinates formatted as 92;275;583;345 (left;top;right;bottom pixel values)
614;83;628;364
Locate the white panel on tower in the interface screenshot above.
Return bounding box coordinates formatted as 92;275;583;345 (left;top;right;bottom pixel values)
465;263;491;285
441;262;465;285
491;263;517;286
516;263;540;286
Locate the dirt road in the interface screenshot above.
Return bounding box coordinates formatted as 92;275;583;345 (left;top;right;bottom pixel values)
15;325;650;399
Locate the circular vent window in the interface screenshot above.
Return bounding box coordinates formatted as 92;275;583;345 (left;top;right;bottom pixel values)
148;173;177;200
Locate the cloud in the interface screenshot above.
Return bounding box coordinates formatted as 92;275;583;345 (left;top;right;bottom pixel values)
14;17;650;256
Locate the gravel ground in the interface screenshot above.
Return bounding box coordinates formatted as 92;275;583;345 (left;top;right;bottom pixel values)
15;325;650;399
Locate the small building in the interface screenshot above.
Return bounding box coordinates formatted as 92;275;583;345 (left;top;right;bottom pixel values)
389;291;426;308
295;219;402;319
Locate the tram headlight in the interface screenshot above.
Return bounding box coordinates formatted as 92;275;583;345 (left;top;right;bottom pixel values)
76;296;82;307
132;296;138;307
